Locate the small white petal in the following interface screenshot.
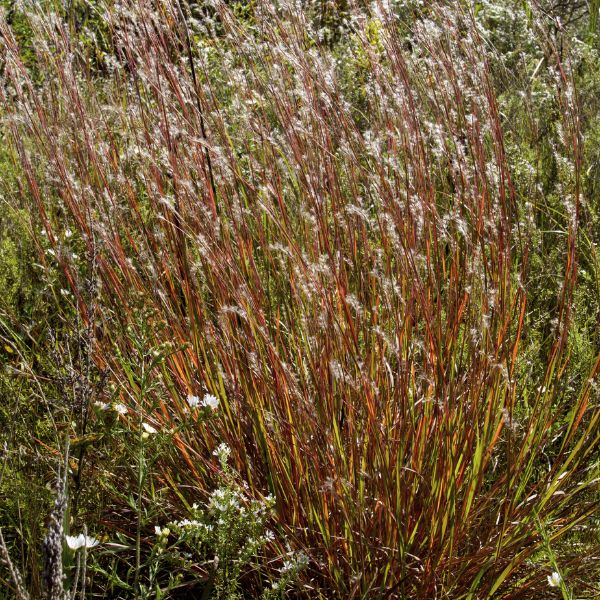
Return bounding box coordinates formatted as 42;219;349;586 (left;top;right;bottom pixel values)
187;394;200;408
66;534;84;549
142;422;157;434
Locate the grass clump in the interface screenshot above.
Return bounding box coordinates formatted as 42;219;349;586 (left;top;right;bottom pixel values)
0;0;599;598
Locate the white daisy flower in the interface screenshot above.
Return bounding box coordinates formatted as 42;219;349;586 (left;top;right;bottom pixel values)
187;394;200;408
201;394;219;410
65;534;99;550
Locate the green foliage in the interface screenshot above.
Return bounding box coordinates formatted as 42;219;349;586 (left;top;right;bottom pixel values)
148;446;305;599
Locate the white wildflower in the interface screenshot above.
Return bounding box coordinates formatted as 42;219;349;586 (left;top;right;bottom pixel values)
177;519;201;528
547;572;561;587
213;443;230;464
264;529;275;542
65;534;99;550
187;394;200;408
201;394;219;410
142;422;157;434
281;559;295;574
